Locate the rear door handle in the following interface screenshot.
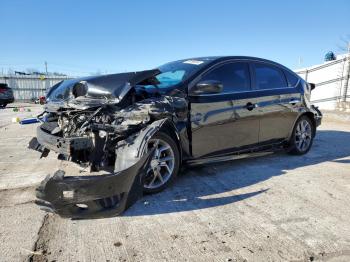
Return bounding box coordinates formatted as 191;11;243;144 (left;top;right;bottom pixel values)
289;99;301;105
245;102;257;111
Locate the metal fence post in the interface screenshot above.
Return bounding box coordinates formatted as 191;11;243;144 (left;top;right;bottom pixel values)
342;56;350;102
339;58;346;99
305;69;308;82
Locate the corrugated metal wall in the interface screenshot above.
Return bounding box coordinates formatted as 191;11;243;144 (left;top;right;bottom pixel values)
295;54;350;110
0;75;72;100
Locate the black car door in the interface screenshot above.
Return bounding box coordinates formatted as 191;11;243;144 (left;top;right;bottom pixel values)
188;61;260;158
251;62;301;143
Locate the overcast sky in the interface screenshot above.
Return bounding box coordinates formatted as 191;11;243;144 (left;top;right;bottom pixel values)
1;0;349;76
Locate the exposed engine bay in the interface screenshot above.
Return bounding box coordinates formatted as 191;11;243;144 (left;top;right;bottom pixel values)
28;70;188;219
35;95;184;172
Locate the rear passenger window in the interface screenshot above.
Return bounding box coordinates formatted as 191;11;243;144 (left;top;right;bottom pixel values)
201;62;250;93
253;63;287;90
284;70;299;87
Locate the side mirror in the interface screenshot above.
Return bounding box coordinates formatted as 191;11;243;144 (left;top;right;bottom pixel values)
191;80;223;95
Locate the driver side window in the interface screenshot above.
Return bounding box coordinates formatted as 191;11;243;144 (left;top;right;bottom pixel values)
201;62;251;93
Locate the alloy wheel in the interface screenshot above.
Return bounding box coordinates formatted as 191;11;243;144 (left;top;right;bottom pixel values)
295;119;312;152
143;138;175;189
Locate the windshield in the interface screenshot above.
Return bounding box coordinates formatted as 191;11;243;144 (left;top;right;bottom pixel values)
144;59;213;90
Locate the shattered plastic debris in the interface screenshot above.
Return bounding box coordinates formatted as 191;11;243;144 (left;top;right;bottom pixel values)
20;117;40;125
12;117;20;123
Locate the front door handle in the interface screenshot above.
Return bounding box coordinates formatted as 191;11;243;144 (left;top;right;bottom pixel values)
245;102;257;111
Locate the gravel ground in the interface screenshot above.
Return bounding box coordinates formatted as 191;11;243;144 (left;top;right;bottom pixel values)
0;103;350;262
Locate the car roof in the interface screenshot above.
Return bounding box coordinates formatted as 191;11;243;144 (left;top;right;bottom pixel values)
179;56;292;71
162;56;295;74
187;56;286;67
177;56;300;79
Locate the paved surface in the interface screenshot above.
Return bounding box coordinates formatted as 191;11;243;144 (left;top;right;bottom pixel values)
1;103;350;262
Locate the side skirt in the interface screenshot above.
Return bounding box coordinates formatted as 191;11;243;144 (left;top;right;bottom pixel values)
185;140;286;166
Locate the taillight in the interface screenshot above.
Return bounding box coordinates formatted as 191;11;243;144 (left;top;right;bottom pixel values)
0;88;6;93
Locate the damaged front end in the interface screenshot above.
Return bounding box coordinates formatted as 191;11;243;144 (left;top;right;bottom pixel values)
34;120;162;219
29;71;188;219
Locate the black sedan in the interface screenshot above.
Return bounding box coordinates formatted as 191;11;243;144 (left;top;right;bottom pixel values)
29;56;322;218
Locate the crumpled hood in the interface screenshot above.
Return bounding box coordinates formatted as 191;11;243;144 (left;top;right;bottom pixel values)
45;69;160;111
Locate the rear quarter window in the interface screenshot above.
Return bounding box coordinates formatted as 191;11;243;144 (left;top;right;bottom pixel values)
283;70;299;87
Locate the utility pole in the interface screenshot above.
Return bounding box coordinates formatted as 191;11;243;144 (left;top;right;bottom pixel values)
45;61;48;75
298;57;303;68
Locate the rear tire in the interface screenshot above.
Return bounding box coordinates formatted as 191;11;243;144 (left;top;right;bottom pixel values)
143;132;180;194
287;116;314;155
0;103;7;108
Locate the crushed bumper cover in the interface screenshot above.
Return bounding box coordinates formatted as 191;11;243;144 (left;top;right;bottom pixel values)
35;149;154;219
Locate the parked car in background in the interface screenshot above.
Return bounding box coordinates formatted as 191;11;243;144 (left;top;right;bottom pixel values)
29;56;322;218
0;83;14;108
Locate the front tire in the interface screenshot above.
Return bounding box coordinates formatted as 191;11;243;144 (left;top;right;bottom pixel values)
287;116;314;155
143;132;180;193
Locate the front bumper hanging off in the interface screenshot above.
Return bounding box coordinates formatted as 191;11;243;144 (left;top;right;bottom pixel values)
35;149;154;219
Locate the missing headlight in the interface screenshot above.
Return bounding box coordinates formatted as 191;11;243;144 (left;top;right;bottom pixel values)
72;81;88;98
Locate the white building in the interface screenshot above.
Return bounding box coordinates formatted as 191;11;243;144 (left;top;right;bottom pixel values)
295;53;350;111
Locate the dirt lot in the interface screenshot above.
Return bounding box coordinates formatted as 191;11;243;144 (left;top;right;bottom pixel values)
0;103;350;262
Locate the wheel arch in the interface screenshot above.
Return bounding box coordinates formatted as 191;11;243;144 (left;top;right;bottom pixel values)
288;112;317;141
158;119;183;164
